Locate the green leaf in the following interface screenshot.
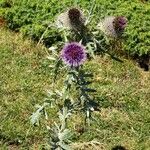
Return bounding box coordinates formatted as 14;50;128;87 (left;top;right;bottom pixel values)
30;102;49;126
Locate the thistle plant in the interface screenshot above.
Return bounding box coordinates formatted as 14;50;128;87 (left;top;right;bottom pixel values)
30;40;99;148
30;4;127;149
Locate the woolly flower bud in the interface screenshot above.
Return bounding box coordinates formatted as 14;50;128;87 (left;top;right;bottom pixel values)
56;8;86;31
98;16;127;38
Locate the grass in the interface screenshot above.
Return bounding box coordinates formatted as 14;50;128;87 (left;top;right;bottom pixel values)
0;26;150;150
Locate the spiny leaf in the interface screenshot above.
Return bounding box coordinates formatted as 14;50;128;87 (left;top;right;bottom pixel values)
54;58;62;82
82;88;96;92
79;81;92;85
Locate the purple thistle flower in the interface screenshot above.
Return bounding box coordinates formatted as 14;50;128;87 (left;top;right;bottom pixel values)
61;42;87;67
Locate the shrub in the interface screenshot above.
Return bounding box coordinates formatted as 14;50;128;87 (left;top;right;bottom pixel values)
2;0;150;55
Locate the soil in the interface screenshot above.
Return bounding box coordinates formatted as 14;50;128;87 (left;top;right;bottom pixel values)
0;17;6;27
134;54;150;71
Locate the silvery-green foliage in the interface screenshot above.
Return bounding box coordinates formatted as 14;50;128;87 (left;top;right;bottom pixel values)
49;124;72;150
30;102;49;126
30;89;64;126
49;100;74;150
58;99;73;130
47;46;64;82
45;90;63;108
30;89;68;126
86;42;96;58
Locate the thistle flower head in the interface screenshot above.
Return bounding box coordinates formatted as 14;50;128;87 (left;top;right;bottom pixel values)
61;42;87;67
68;8;81;20
68;8;81;23
98;16;127;38
56;8;85;31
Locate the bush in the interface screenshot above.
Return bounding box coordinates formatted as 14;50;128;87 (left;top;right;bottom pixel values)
2;0;150;55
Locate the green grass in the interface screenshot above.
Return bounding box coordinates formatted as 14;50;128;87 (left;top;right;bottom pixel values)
0;27;150;150
0;27;52;149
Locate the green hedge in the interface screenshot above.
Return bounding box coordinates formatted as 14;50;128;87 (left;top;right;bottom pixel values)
1;0;150;55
